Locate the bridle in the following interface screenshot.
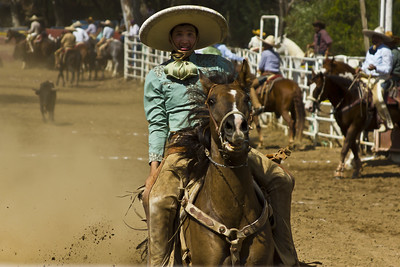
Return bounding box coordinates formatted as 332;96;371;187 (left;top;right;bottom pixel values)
204;83;250;168
306;73;326;111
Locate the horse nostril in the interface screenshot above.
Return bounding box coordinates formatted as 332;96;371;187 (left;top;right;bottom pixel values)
241;120;249;132
225;120;234;133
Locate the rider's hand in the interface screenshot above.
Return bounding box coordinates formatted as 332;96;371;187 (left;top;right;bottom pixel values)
368;64;376;71
147;161;160;180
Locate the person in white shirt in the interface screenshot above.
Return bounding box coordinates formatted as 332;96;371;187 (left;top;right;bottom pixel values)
72;21;90;44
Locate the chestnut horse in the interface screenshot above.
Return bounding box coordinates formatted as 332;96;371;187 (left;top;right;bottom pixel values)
323;57;356;78
233;62;305;148
255;76;305;148
168;60;278;265
305;72;400;178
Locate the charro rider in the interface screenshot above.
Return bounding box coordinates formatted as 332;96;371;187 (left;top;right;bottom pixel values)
356;26;394;132
26;15;43;53
54;25;76;68
249;35;282;115
139;5;298;266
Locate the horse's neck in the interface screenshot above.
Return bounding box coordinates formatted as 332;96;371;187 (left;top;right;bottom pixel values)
282;38;304;57
326;78;351;106
199;142;259;224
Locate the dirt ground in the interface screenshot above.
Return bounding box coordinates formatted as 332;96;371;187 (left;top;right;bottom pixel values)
1;39;399;267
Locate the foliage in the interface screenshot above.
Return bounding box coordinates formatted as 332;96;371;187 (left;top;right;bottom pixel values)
1;0;398;57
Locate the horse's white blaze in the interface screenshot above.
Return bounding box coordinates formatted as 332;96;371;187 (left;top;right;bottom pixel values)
305;83;316;111
229;90;243;131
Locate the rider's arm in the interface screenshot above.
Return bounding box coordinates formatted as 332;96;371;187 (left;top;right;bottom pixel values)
144;68;169;164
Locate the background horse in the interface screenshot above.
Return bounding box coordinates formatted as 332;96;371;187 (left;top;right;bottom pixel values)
165;61;278;265
96;39;123;78
305;72;400;178
6;29;56;69
323;57;356;79
56;48;81;87
256;77;305;149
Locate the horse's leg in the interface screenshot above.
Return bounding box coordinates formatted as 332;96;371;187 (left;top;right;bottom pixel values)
350;141;362;178
335;125;359;179
253;115;263;148
281;110;295;146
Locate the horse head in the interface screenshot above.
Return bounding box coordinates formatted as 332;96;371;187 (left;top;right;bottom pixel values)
199;60;253;161
305;70;326;113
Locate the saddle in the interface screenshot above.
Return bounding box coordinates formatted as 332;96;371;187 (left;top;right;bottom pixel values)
257;74;283;104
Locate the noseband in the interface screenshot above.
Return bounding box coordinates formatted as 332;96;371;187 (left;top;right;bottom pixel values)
306;74;326;110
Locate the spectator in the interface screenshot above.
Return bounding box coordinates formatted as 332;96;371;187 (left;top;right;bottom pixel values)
128;19;140;37
307;20;332;57
248;28;265;52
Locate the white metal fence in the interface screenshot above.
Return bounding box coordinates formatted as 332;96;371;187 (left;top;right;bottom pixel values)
124;37;372;148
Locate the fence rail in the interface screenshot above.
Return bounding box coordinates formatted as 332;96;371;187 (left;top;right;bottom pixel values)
124;37;372;149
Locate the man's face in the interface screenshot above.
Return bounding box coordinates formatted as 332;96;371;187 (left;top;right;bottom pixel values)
171;24;197;51
371;35;383;45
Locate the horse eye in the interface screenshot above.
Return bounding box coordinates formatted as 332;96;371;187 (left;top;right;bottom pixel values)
208;97;216;106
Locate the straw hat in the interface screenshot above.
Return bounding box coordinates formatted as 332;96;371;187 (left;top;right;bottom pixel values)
64;25;76;32
252;29;266;37
362;26;392;42
72;21;82;27
258;35;276;47
312;20;326;29
102;19;113;26
139;5;228;51
29;15;40;21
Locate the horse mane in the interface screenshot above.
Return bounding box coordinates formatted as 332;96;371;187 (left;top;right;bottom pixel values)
169;71;236;180
325;74;355;95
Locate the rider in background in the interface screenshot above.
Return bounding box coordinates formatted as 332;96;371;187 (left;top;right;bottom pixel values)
26;15;43;53
140;5;298;266
307;20;332;57
54;26;76;68
85;17;97;39
357;26;393;132
96;20;115;58
72;21;90;45
383;31;400;90
249;35;281;115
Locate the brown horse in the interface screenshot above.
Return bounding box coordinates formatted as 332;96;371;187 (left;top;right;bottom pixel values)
168;60;278;265
305;71;400;178
254;76;306;148
6;29;56;69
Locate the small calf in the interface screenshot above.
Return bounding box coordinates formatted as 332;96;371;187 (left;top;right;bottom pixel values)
33;81;57;123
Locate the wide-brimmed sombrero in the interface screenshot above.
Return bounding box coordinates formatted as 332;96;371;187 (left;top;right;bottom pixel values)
312;20;326;29
72;21;83;27
257;35;277;47
139;5;228;51
65;26;76;32
29;15;40;21
362;26;392;42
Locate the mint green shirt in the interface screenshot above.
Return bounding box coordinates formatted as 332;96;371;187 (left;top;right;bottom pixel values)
144;53;234;162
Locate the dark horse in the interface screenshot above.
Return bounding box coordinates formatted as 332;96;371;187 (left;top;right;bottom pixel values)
96;39;124;79
254;75;305;148
56;48;81;87
6;29;56;69
159;60;278;265
305;71;400;178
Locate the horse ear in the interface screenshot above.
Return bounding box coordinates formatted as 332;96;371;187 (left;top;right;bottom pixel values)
199;70;214;95
236;59;253;90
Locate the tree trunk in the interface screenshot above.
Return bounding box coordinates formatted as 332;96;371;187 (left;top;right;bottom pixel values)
10;0;22;27
52;0;65;26
359;0;369;52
